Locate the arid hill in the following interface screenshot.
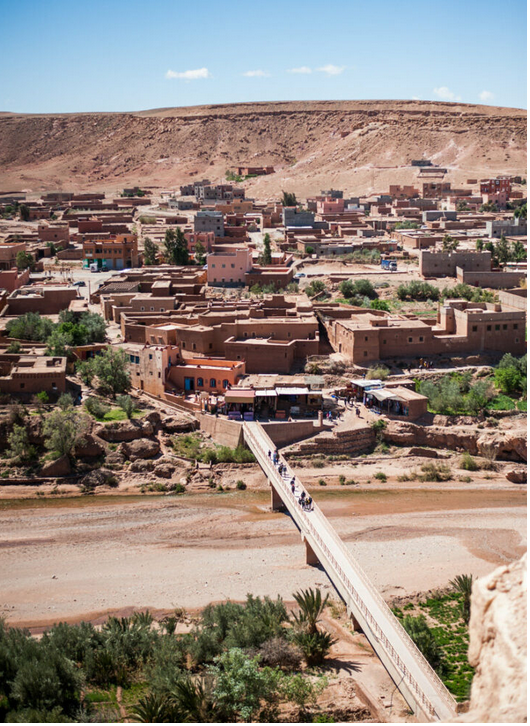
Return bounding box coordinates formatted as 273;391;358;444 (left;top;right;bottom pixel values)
0;100;526;197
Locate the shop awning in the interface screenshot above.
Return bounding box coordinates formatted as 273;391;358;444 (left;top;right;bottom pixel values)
350;379;383;388
225;390;255;403
276;387;309;396
370;389;397;402
255;389;277;397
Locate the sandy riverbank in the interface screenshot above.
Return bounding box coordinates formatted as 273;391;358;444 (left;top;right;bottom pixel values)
0;487;525;628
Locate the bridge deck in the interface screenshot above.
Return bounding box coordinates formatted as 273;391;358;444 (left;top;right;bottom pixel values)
243;421;457;723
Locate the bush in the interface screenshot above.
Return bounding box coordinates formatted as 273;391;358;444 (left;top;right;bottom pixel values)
117;394;135;419
419;462;452;482
85;397;111;420
396;281;440;301
338;475;346;486
402;614;445;673
236;480;247;490
290;630;335;666
460;452;479;472
318;478;327;486
366;365;389;380
374;471;387;482
258;637;302;671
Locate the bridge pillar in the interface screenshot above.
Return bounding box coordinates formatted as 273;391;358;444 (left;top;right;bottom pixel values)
270;482;284;512
347;607;363;632
305;539;320;566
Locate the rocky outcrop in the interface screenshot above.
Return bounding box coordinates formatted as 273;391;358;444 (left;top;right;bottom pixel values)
40;455;71;477
154;457;178;479
287;426;375;458
94;420;154;442
80;468;119;490
119;438;160;460
74;432;107;458
130;459;155;473
160;415;198;434
505;468;527;484
477;430;527;463
457;555;527;723
384;421;527;462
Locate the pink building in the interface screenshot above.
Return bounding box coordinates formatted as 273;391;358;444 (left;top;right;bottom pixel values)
185;231;215;254
316;198;345;215
207;247;252;286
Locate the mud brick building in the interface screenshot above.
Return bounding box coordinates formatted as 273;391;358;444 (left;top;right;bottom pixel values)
324;299;526;363
419;250;492;278
0;354;67;396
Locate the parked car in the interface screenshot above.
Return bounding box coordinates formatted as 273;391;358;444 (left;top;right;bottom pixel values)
72;280;86;287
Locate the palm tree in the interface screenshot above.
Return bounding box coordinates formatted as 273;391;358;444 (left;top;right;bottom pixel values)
450;574;474;624
292;588;329;634
171;676;218;723
129;692;173;723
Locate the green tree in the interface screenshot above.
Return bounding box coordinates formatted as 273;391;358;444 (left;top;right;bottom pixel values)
394;220;419;230
16;250;35;270
77;347;130;398
129;692;174;723
45;328;72;357
281;191;297;207
43;408;89;459
262;233;272;265
194;240;206;265
7;424;36;463
514;202;527;220
402;614;444;673
143;237;158;266
19;204;30;221
494;366;522;395
292;588;329;635
6;340;22;353
475;238;484;251
511;240;527;262
209;648;281;722
117;394;135;419
442;234;459;252
370;299;391;312
7;313;52;342
338;280;355;298
495;235;511;265
450;574;474;624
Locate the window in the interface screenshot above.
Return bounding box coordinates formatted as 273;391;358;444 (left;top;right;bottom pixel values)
129;354;135;363
209;343;212;349
487;325;491;331
231;263;235;268
419;336;424;342
197;377;203;387
408;337;413;343
364;336;368;342
20;383;25;389
210;378;216;387
192;343;196;350
135;356;140;364
149;354;153;360
495;325;500;331
502;324;507;330
472;326;478;332
223;379;229;388
514;324;519;330
383;339;387;344
515;338;520;343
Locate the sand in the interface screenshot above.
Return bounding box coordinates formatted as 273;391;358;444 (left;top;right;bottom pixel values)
0;488;525;628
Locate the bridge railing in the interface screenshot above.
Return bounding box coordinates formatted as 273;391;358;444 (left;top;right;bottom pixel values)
244;422;457;721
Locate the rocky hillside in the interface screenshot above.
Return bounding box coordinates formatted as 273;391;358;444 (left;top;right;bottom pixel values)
0;100;526;197
457;555;527;723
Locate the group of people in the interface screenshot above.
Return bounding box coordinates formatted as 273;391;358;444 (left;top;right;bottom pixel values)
267;450;313;512
419;358;433;369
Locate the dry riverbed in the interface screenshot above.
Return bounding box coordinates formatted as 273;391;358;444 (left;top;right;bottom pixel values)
0;484;525;628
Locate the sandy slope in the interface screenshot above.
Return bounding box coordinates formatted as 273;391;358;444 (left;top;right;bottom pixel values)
0;100;525;195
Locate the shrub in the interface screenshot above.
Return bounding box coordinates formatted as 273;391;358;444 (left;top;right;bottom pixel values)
374;471;387;482
460;452;479;472
290;630;336;666
318;478;327;486
236;480;247;490
258;637;302;671
117;394;135;419
366;365;389;380
402;614;445;673
396;281;440;301
419;462;452;482
85;397;111;419
338;475;346;486
173;483;186;494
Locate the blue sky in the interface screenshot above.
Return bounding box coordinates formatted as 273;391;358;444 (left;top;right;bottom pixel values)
0;0;526;112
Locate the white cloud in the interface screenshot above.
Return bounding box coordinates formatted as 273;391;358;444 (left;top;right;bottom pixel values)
433;86;461;101
316;64;345;76
479;90;494;102
242;70;270;77
165;67;211;80
288;66;312;74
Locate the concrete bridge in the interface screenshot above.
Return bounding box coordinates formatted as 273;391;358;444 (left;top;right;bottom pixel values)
243;421;457;723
